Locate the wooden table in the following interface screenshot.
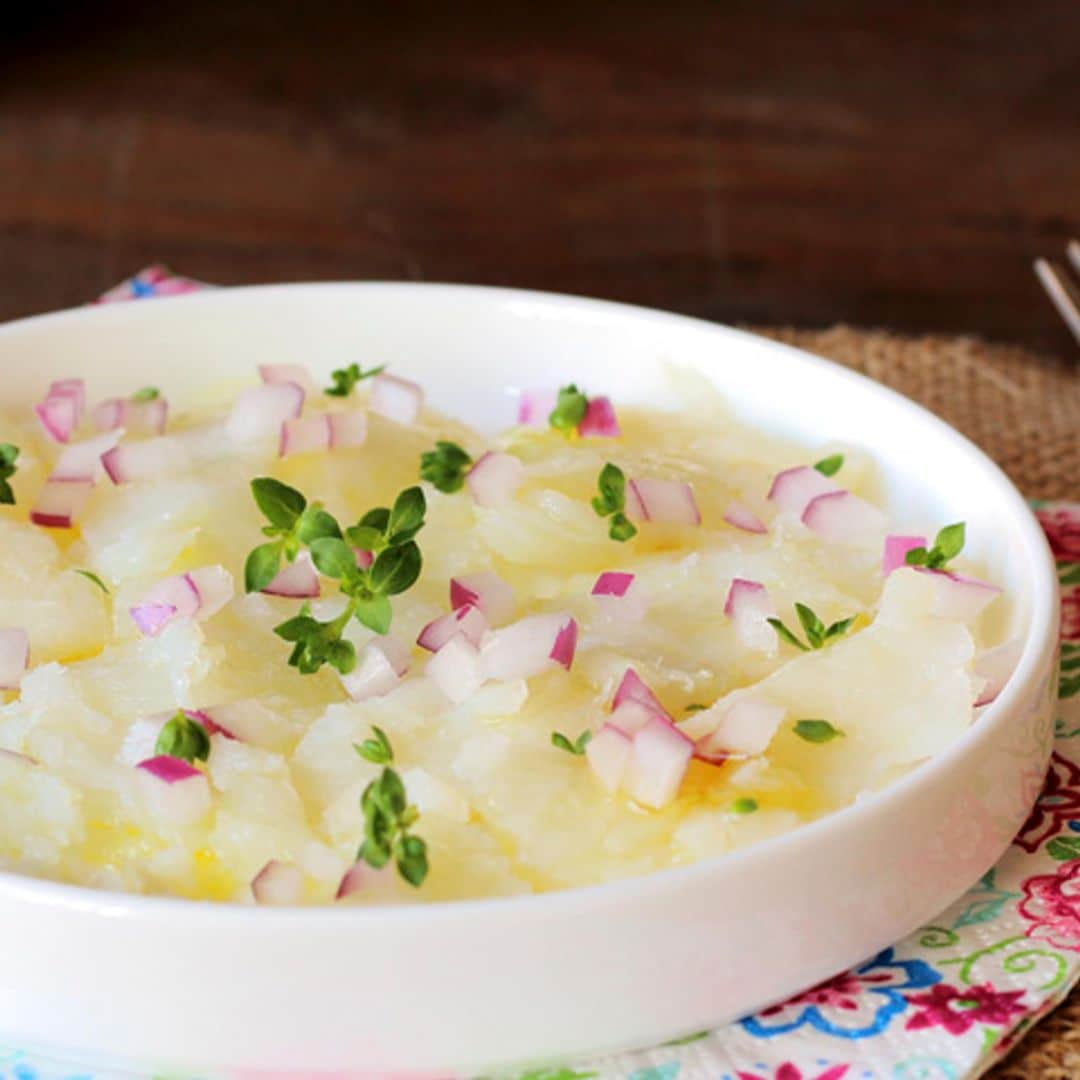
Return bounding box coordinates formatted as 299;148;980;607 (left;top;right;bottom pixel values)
2;0;1077;352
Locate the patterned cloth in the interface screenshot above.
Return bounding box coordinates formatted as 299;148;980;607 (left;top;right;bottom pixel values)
2;271;1078;1080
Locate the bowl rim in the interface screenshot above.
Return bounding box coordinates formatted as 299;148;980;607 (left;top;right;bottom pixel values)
0;280;1061;926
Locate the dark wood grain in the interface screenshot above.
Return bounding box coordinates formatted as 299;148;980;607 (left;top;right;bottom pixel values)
0;1;1077;350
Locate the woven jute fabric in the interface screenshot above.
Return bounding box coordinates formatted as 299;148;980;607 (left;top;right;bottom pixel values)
751;326;1079;501
754;325;1078;1078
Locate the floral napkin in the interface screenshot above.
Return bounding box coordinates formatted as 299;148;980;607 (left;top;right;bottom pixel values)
2;269;1078;1080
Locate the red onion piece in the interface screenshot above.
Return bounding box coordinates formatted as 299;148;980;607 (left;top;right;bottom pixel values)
724;578;777;652
102;436;192;485
690;698;786;761
251;860;304;906
0;628;30;690
767;465;841;518
612;667;669;719
353;548;374;570
34;393;80;444
625;477;701;526
577;396;620;438
340;636;411;701
92;398;168;435
592;571;634;598
426;634;485;703
479;613;575;680
327;411;368;450
516;390;557;428
131;565;233;636
802;490;886;544
197;700;283;748
723;502;768;534
417;603;488;652
585;723;633;792
262;552;321;599
607;700;659;737
226;382;305;443
466;452;524;508
185;566;235;619
974;637;1023;707
259;363;315;394
50;431;123;484
450;572;515;625
279;416;330;458
0;748;37;767
49;379;86;421
369;373;422;426
913;568;1002;621
130;603;178;637
29;479;94;529
91;399;124;432
549;617;578;669
882;534;928;576
136;755;202;783
623;716;693;809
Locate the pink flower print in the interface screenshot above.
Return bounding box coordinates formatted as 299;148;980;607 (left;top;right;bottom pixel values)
904;982;1026;1035
1019;858;1080;952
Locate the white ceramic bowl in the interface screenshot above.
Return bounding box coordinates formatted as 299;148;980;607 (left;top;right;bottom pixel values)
0;284;1060;1077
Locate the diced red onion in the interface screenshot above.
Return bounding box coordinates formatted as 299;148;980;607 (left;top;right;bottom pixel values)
585;724;633;792
198;700;282;748
912;568;1002;621
623;717;693;809
279;416;330;458
724;578;777;653
92;398;168;436
340;636;411;701
607;700;659;737
592;571;634;597
450;572;515;625
0;628;30;690
802;490;887;544
0;748;37;767
417;603;488;652
479;613;575;680
226;382;305;444
251;860;304;906
131;565;234;636
259;363;315;394
723;502;767;534
137;755;202;783
690;698;786;762
353;548;374;570
336;861;398;901
426;634;485;703
262;552;321;599
336;863;366;900
466;452;524;508
516;390;557;428
882;534;928;575
49;379;85;422
34;392;80;444
50;430;123;484
369;373;422;426
102;436;192;485
612;667;669;719
549;617;578;669
29;479;94;529
577;396;620;438
130;603;178;637
625;477;701;526
767;465;841;518
327;411;368;449
974;637;1023;707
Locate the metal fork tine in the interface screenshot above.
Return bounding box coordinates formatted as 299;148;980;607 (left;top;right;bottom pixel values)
1035;256;1080;346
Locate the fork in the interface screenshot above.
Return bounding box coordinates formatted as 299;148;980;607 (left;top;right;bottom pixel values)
1035;240;1080;346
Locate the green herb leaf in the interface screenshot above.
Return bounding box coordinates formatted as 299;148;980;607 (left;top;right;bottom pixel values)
357;766;428;887
825;616;855;641
795;602;826;649
420;441;473;494
904;546;930;567
251;477;306;531
131;386;160;402
684;703;707;713
767;617;809;652
814;453;844;478
551;730;592;756
592;462;626;516
549;384;589;432
731;796;759;814
326;362;385;398
345;525;385;552
370;541;422;596
354;594;393;635
74;569;110;594
0;443;20;506
245;542;283;593
358;507;391;532
933;522;965;562
296;506;342;544
394;834;429;887
355;725;394;765
793;719;844;744
609;512;637;542
155;710;211;763
387;487;426;546
310;537;359;581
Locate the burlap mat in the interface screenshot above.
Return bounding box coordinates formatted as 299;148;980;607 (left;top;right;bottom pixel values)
753;326;1078;1078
